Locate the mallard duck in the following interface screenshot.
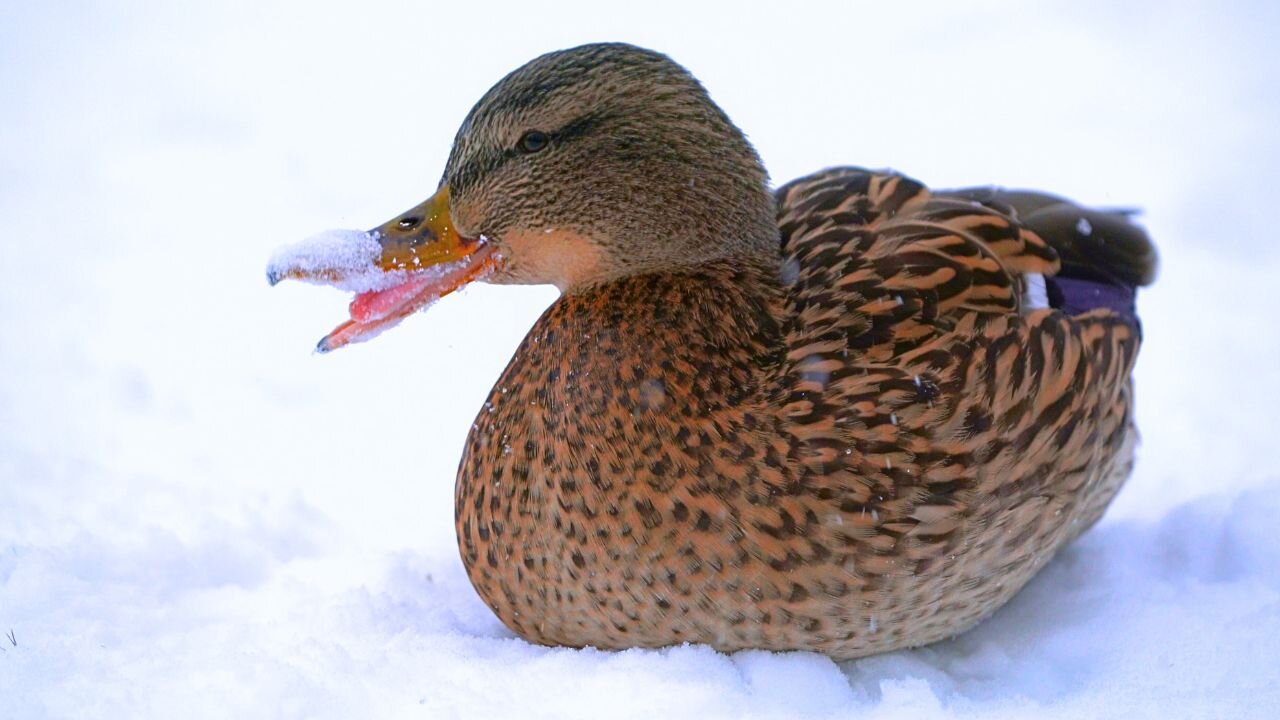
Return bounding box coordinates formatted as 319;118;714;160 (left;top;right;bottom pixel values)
269;42;1157;660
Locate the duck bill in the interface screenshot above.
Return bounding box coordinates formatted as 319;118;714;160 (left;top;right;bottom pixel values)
272;185;497;353
322;185;497;352
366;186;475;274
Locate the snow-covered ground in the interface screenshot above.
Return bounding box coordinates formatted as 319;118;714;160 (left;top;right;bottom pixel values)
3;2;1278;718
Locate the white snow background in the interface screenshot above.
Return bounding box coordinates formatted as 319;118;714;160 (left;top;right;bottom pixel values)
2;1;1278;718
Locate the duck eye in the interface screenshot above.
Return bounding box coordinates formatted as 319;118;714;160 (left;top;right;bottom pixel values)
518;131;549;154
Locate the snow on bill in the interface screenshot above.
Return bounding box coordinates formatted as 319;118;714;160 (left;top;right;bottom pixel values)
266;228;407;293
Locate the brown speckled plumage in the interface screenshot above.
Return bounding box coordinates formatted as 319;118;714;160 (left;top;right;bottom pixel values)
396;43;1157;659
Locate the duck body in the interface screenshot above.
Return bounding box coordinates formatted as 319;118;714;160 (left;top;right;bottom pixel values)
458;168;1150;658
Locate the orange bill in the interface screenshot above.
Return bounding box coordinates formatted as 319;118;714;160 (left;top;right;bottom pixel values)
267;186;496;352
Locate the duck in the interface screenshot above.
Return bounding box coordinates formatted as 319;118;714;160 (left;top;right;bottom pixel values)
269;42;1157;660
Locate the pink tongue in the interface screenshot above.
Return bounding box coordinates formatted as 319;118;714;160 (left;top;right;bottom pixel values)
316;244;495;353
348;275;435;323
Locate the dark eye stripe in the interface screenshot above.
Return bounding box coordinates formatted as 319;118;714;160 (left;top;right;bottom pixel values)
551;112;607;144
449;112;612;194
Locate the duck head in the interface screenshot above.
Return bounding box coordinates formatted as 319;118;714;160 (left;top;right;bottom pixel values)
271;43;778;351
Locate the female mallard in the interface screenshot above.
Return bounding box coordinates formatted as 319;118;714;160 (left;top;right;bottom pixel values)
269;43;1156;659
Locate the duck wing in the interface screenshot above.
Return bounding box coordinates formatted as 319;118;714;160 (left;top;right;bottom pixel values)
774;166;1152;361
772;167;1150;563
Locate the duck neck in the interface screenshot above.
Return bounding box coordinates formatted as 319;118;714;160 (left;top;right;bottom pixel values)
552;254;785;383
471;253;787;477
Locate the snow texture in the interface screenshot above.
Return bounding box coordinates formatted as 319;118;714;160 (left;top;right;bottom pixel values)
266;228;408;292
2;2;1279;719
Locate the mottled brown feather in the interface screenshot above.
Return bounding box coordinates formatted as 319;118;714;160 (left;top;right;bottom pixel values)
456;161;1150;659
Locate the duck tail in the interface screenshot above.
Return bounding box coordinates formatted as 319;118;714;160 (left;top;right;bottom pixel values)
943;188;1158;320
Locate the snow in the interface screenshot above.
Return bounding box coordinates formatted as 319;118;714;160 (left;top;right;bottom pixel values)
266;229;403;292
3;1;1279;718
